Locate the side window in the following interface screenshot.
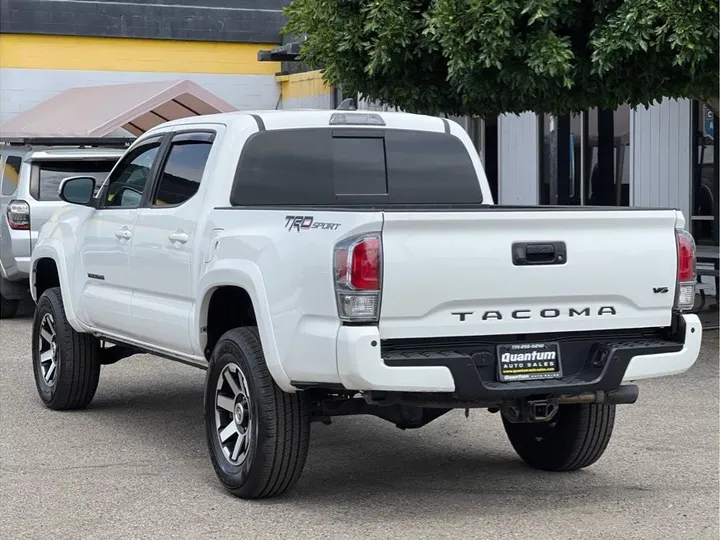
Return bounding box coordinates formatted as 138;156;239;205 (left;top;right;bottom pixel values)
153;137;213;207
102;143;161;208
2;156;22;196
34;160;117;201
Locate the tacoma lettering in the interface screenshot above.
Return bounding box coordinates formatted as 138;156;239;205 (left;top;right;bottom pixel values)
454;306;617;322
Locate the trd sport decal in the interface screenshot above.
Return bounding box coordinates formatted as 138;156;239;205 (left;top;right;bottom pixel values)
285;215;341;232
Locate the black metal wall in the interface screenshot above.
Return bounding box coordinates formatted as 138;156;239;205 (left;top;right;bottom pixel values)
0;0;291;43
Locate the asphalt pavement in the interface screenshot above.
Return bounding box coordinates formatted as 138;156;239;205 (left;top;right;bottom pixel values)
1;302;718;540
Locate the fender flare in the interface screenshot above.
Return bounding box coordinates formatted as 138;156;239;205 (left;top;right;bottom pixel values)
31;242;84;332
195;260;294;392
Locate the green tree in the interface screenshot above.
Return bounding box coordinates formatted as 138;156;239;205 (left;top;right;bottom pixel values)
284;0;719;117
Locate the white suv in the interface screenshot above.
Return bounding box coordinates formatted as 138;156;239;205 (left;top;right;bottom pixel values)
0;145;124;317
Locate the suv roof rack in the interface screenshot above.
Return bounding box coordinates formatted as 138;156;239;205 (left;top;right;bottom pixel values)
0;136;134;148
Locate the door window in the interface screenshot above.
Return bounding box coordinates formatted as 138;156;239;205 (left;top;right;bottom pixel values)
153;138;213;207
101;143;161;208
539;106;631;206
691;101;718;246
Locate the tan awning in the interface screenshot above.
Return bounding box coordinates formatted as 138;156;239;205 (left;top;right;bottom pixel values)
0;80;237;139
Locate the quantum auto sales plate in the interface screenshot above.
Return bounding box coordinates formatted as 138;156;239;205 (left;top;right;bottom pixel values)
497;342;562;382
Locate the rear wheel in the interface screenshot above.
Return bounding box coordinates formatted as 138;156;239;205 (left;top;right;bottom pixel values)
0;294;19;319
502;403;616;471
204;327;310;499
32;287;101;410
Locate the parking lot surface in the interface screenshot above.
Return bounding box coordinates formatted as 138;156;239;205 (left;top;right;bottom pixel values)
1;303;718;540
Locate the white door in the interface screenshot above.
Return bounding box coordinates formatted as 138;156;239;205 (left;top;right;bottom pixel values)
129;131;216;354
79;138;164;335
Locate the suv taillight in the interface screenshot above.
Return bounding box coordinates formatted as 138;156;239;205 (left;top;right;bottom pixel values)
334;233;382;322
6;200;30;230
674;229;696;311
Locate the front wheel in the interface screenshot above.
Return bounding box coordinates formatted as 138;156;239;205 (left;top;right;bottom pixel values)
32;287;101;410
502;403;616;472
204;327;310;499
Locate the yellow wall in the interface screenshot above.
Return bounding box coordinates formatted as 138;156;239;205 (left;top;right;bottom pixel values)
0;34;279;75
277;70;332;100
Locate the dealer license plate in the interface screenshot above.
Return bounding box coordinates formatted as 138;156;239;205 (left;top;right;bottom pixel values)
497;342;562;382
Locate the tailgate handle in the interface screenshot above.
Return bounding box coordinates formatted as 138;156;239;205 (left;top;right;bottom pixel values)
512;242;567;266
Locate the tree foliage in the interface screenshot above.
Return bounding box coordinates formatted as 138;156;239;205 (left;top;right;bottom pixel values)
284;0;719;117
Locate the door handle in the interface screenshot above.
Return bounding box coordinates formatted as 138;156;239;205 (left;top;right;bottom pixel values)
168;230;189;244
115;228;132;240
512;242;567;266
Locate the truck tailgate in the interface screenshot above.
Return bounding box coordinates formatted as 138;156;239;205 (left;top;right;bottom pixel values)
379;209;680;339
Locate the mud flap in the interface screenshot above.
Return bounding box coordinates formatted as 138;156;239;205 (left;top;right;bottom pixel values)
0;276;29;301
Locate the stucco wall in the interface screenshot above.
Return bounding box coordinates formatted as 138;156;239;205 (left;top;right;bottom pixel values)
278;71;335;110
0;34;280;125
0;69;279;125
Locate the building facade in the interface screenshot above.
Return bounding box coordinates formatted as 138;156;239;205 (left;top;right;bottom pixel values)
500;101;718;249
1;1;717;255
0;0;289;123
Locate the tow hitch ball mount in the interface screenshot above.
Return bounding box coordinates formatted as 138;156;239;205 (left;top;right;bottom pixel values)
501;385;639;424
502;398;560;424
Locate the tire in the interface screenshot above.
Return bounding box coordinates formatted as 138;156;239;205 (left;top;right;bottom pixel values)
502;403;616;472
0;294;19;319
204;327;310;499
32;287;101;410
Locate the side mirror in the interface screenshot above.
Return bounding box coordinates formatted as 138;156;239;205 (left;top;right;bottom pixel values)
59;176;96;206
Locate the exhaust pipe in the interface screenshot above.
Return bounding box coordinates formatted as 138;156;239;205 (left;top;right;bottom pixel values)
558;385;639;405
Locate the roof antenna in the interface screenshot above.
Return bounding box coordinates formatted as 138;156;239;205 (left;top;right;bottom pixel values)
336;98;357;111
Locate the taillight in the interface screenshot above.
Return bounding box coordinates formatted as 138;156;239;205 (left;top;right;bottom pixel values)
333;233;382;322
6;200;30;230
674;229;696;311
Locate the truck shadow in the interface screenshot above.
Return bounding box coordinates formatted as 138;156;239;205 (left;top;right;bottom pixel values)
14;299;35;318
289;419;653;516
84;365;652;516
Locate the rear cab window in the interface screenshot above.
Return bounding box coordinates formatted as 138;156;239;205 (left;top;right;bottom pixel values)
230;128;482;206
1;156;23;196
31;160;118;201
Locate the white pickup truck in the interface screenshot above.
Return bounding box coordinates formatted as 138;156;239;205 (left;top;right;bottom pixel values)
30;110;702;499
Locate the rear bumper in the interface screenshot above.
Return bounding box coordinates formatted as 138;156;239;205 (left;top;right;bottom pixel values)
622;315;702;380
0;256;30;281
14;256;30;277
336;314;702;401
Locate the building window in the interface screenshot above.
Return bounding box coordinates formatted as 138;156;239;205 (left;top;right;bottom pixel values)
540;106;631;206
691;101;719;246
